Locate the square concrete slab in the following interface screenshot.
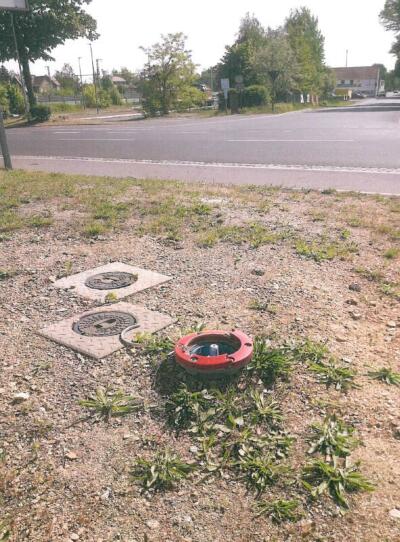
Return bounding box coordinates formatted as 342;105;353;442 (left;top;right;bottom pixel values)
54;262;172;302
38;302;174;359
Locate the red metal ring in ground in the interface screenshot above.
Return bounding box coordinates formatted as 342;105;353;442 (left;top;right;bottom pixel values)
175;330;254;375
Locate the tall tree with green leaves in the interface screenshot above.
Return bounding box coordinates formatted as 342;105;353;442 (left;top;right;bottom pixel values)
140;33;198;115
217;13;267;87
380;0;400;59
285;7;326;96
0;1;98;108
255;29;298;109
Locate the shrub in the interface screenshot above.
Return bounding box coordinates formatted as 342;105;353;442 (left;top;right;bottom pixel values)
7;84;25;115
82;84;97;108
0;84;9;117
176;86;205;111
30;104;51;122
109;85;123;106
243;85;270;107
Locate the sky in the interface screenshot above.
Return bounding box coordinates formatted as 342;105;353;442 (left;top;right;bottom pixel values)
5;0;397;79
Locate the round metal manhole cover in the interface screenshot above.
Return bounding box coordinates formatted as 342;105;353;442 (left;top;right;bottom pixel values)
73;311;137;337
85;271;138;291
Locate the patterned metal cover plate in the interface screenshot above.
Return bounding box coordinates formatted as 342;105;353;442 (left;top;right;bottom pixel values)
85;272;137;290
72;311;137;337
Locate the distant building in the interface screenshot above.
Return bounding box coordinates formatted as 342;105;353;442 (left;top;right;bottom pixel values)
32;75;61;94
111;75;128;87
332;66;385;97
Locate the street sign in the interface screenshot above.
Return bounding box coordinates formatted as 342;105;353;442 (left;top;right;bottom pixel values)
221;78;230;100
0;0;29;10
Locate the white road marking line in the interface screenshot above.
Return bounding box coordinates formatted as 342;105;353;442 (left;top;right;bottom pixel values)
56;138;135;142
13;155;400;175
227;139;355;143
53;131;80;134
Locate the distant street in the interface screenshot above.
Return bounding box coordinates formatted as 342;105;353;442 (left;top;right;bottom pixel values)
5;98;400;194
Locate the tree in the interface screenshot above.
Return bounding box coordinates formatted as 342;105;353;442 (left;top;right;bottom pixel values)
217;13;267;87
0;65;11;85
140;33;197;115
285;7;326;96
54;63;79;92
380;1;400;58
255;29;298;109
0;1;98;109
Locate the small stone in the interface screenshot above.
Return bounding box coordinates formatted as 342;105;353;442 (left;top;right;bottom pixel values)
12;392;30;403
70;534;79;541
346;298;358;306
349;311;362;321
189;446;198;454
349;283;361;292
65;451;78;461
387;321;397;328
146;520;160;530
389;509;400;519
251;269;265;277
335;335;347;343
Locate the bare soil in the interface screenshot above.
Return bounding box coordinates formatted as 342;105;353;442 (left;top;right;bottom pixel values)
0;171;399;542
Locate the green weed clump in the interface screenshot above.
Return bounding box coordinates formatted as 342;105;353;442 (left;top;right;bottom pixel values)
197;223;288;249
27;213;53;228
302;458;374;508
291;339;328;364
79;388;140;422
308;415;359;460
254;499;300;523
247;337;292;385
83;220;108;238
131;449;195;491
310;359;359;392
295;238;358;262
368;367;400;387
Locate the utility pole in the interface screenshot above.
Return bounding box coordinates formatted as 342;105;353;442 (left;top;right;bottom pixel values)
96;58;102;80
210;67;213;92
346;50;349;68
78;57;83;86
46;65;51;78
78;57;84;108
89;42;99;114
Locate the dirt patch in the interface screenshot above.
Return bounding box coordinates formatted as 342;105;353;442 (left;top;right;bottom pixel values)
0;171;399;542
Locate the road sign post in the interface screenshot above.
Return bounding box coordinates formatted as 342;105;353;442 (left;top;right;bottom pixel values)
221;78;230;114
0;109;12;170
0;0;30;169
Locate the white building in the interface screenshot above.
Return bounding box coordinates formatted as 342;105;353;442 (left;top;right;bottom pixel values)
333;66;385;97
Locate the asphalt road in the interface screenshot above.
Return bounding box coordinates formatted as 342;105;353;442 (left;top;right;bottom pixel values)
4;98;400;194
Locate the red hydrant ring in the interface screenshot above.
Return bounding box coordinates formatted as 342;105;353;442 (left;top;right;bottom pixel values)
175;330;254;375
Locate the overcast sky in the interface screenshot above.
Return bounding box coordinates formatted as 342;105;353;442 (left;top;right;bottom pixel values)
6;0;397;78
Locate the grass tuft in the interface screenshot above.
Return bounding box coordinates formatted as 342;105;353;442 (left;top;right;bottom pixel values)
368;367;400;387
308;415;358;460
131;449;195;491
254;499;300;523
310;359;359;392
302;458;374;508
79;388;140;422
248;337;292;385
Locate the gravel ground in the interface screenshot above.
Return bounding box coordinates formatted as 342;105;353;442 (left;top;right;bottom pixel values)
0;171;399;542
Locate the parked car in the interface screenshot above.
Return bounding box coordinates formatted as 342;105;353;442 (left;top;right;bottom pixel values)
352;91;367;99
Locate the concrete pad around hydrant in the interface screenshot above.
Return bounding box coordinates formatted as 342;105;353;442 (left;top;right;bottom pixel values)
53;262;172;302
38;302;174;359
